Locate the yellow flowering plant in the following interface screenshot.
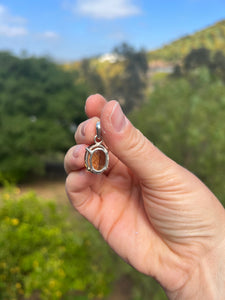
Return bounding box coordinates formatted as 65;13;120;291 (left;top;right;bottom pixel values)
0;189;117;300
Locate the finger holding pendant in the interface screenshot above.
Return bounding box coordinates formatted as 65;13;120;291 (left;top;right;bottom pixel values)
75;117;99;145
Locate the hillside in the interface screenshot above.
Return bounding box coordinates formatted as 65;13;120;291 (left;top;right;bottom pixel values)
63;19;225;87
148;19;225;63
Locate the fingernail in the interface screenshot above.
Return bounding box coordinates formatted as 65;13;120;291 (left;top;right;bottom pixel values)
81;120;88;136
73;145;83;158
111;102;126;132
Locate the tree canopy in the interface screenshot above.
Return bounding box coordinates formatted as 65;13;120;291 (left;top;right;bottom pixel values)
130;67;225;206
0;52;87;182
112;43;148;113
64;43;149;114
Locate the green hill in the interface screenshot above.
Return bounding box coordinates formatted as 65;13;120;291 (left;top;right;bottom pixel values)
148;19;225;63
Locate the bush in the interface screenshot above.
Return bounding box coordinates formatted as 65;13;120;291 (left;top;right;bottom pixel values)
130;68;225;206
0;186;169;300
0;188;118;299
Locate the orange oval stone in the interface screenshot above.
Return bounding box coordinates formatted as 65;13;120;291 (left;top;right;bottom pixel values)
91;149;106;171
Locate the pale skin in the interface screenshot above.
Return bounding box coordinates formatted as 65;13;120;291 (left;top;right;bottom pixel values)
64;94;225;299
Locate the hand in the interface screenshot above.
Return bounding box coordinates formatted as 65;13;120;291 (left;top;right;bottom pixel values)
64;94;225;299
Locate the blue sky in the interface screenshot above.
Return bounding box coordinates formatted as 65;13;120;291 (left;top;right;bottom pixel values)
0;0;224;62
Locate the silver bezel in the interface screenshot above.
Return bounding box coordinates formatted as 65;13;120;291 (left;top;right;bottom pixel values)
85;143;109;174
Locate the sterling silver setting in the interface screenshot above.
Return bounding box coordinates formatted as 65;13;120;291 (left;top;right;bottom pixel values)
84;121;109;174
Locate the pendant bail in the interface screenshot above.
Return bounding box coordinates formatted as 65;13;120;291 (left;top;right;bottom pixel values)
96;121;101;140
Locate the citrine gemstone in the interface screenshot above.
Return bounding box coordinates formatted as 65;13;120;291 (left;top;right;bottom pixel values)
85;142;109;174
89;149;106;171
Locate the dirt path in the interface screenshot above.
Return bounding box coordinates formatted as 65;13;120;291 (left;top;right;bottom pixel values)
18;179;68;204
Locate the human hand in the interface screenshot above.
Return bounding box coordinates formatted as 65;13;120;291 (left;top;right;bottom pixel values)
64;94;225;299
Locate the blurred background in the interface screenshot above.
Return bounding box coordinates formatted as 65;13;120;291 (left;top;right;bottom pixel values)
0;0;225;299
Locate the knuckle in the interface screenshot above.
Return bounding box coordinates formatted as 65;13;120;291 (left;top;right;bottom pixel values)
126;128;149;157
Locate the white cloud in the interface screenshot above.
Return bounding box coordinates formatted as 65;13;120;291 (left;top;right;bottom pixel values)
0;25;27;37
0;4;28;37
68;0;141;19
38;31;60;40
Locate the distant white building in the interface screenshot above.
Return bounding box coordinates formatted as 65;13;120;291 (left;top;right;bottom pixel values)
98;53;124;63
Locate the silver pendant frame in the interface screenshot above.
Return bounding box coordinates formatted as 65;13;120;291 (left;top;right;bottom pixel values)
84;122;109;174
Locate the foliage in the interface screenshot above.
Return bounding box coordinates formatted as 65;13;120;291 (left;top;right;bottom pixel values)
0;52;88;182
79;58;105;95
0;187;169;300
112;43;148;113
148;19;225;62
129;272;167;300
0;188;118;299
173;48;225;83
209;50;225;82
63;43;149;114
130;68;225;206
184;48;211;71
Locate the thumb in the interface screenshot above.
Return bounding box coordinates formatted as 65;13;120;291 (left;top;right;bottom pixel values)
101;101;176;182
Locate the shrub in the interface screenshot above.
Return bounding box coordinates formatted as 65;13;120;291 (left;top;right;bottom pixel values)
130;69;225;206
0;188;117;299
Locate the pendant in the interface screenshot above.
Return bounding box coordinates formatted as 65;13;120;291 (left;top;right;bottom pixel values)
84;121;109;174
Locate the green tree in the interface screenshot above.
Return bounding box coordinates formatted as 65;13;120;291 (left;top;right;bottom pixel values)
80;58;105;95
184;47;211;71
112;43;148;113
210;50;225;82
173;48;225;83
0;52;87;182
130;68;225;206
